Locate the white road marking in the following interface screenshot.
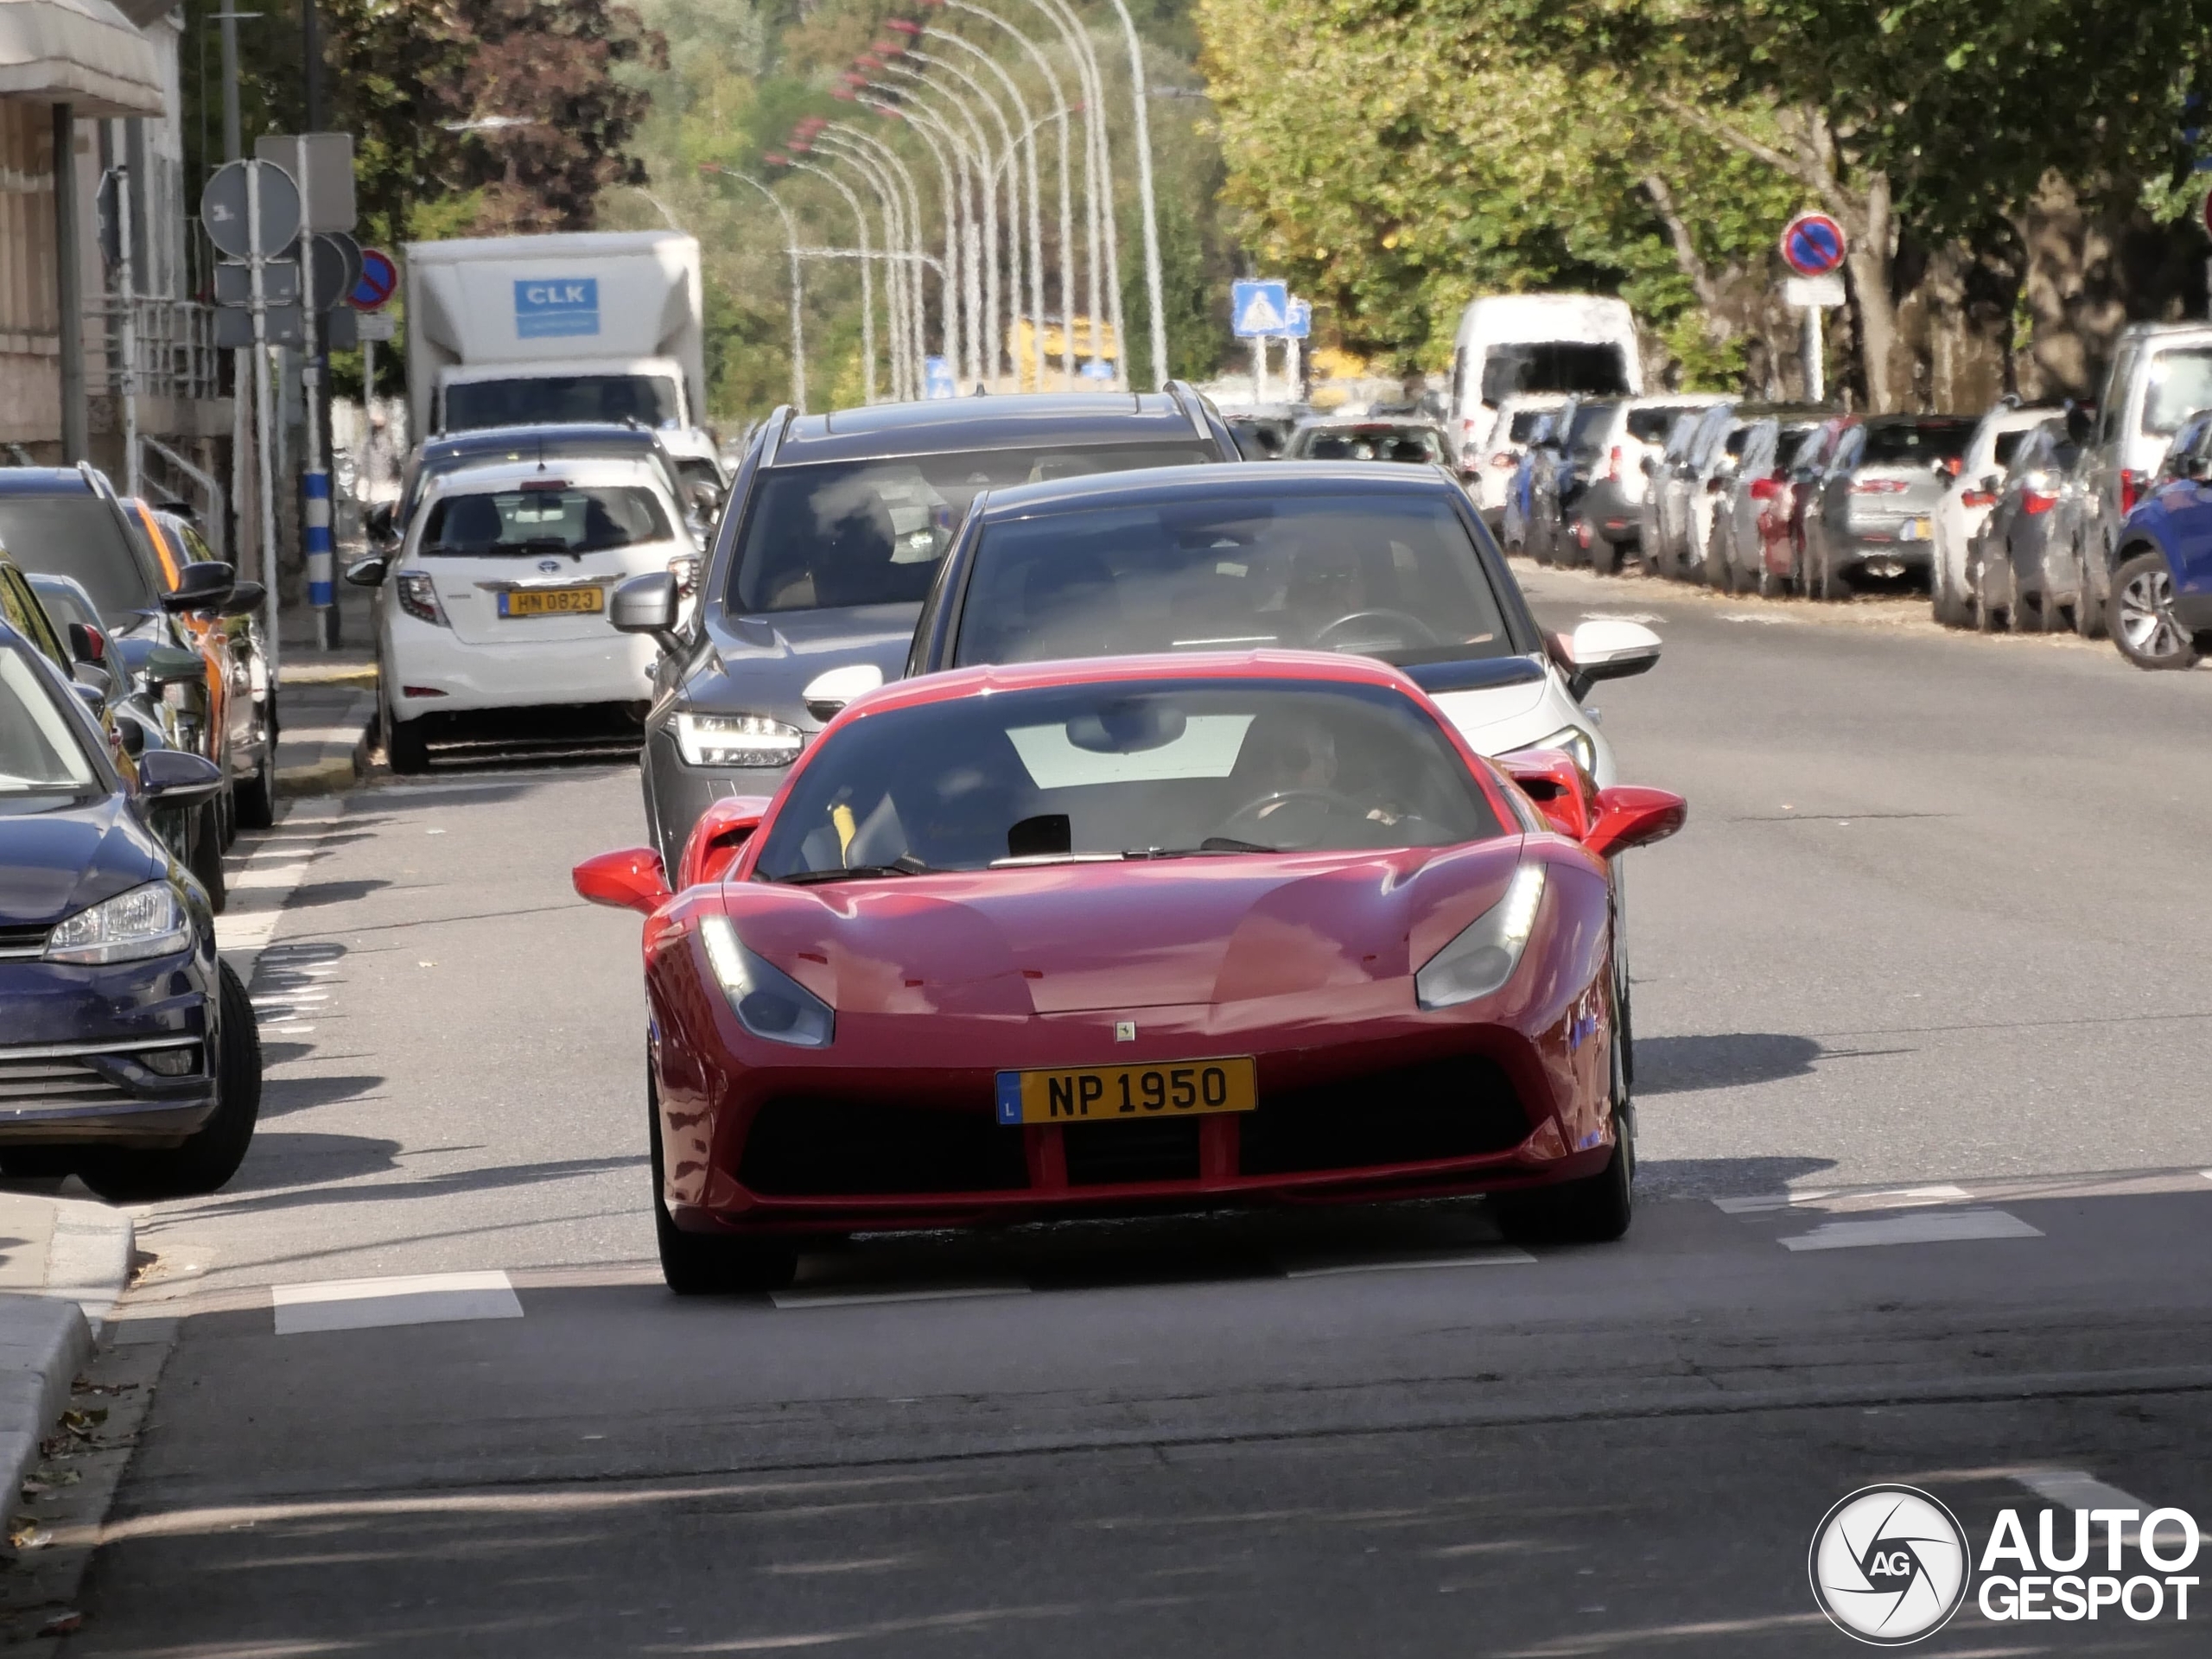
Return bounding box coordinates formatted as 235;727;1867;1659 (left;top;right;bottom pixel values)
2012;1471;2209;1548
227;861;316;890
271;1270;524;1334
770;1282;1030;1310
1579;611;1664;624
1778;1209;2042;1252
1281;1247;1535;1278
1715;1184;1971;1216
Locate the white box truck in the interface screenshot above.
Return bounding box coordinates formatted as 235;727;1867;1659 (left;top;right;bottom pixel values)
403;230;707;442
1446;295;1643;468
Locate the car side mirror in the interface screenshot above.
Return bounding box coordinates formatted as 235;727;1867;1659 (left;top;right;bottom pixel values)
117;715;147;760
1497;747;1596;841
137;747;225;808
365;501;397;544
161;560;235;614
344;556;389;588
1639;455;1657;476
686;480;725;518
801;662;885;721
1548;620;1662;701
571;847;673;916
677;795;774;890
143;645;205;688
221;580;266;618
72;659;118;702
73;679;107;715
610;570;682;652
1584;785;1688;861
67;620;108;668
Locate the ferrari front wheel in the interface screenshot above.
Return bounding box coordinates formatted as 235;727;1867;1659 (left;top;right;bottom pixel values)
647;1069;797;1294
1491;1109;1634;1245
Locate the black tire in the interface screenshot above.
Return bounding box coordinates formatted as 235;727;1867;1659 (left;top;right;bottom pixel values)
2074;575;2107;640
384;703;430;774
648;1068;798;1294
1590;536;1621;577
233;710;277;830
2110;550;2202;670
186;798;226;913
77;958;261;1202
1491;1109;1633;1244
1932;556;1968;628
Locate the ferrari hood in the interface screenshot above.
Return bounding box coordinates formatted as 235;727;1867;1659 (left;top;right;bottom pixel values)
725;841;1525;1016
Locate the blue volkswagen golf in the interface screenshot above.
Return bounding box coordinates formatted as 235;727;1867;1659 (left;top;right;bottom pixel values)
0;617;260;1199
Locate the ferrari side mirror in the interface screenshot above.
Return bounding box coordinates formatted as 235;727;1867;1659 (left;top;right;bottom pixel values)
572;848;673;916
677;795;775;890
1584;785;1688;861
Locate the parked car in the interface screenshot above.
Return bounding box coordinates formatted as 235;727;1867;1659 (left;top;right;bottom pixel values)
2076;324;2212;633
1467;393;1570;529
2102;406;2212;670
1707;416;1821;594
19;569;181;780
1637;409;1706;575
0;467;258;906
1526;397;1618;567
1577;395;1727;573
1281;417;1449;466
574;649;1686;1289
352;453;695;772
1931;403;2058;627
611;387;1243;874
1965;418;2091;632
0;615;261;1199
1499;410;1555;557
1222;405;1306;460
371;422;709;551
1648;404;1746;582
1799;414;1975;598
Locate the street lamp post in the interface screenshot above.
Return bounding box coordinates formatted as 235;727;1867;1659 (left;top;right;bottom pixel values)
904;48;1022;386
816;133;921;398
786;159;876;404
1104;0;1168;388
861;88;971;385
923;27;1046;389
1016;0;1118;384
700;163;805;412
880;62;996;387
824;124;935;389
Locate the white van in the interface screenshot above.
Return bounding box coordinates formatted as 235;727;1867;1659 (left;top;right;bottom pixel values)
1449;295;1643;469
2077;322;2212;627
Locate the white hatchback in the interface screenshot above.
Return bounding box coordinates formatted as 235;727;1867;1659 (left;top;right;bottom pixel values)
368;456;690;771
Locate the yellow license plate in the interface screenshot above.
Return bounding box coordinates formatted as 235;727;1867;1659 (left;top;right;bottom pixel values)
995;1057;1257;1125
499;587;603;617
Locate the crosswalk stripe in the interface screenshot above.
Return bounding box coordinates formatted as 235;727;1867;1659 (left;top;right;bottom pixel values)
1281;1247;1534;1278
2013;1471;2209;1548
1778;1209;2042;1252
770;1282;1030;1310
271;1270;524;1334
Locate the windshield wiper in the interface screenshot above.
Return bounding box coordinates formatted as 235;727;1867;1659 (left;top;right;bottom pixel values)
1123;838;1280;859
775;853;941;885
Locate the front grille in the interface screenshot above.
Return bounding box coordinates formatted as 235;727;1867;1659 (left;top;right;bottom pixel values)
0;1056;136;1109
738;1097;1030;1197
1239;1057;1531;1176
0;925;48;962
1064;1116;1200;1186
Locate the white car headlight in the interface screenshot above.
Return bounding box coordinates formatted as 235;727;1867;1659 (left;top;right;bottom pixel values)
698;914;834;1047
1532;724;1596;773
673;710;804;769
45;881;192;965
1414;864;1547;1010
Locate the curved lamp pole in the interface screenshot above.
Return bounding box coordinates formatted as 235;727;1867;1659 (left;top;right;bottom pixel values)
880;62;996;387
861;87;973;385
823;124;933;390
1103;0;1168;388
923;27;1046;390
903;48;1021;386
699;163;805;412
785;158;876;404
1014;0;1118;384
817;132;923;398
947;0;1076;387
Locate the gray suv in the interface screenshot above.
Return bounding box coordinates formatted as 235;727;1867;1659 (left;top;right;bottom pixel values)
614;389;1240;870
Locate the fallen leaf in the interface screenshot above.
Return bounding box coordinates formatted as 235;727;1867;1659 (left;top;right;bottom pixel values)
9;1518;53;1549
37;1611;84;1636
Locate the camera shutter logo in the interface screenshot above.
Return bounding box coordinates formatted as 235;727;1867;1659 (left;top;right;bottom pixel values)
1809;1485;1970;1644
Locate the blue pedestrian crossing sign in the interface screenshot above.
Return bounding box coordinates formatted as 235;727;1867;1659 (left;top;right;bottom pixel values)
1283;298;1312;340
1231;279;1288;338
924;355;956;399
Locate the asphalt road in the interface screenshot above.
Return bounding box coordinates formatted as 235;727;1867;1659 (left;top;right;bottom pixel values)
44;570;2212;1655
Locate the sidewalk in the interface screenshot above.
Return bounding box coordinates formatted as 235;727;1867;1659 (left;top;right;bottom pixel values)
0;1195;133;1505
272;571;378;797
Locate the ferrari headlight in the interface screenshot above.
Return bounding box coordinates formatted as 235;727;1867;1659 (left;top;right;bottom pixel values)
1532;724;1597;774
44;881;192;965
1414;864;1547;1010
698;914;834;1046
674;710;804;769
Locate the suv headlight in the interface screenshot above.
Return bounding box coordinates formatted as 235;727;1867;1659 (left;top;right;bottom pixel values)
1531;724;1596;773
698;914;834;1046
1414;864;1546;1010
45;881;192;965
673;711;804;768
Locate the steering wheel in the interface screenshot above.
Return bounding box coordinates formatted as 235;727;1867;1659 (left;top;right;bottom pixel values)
1311;609;1440;651
1215;787;1369;850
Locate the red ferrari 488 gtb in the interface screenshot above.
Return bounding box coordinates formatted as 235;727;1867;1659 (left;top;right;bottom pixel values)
576;651;1684;1292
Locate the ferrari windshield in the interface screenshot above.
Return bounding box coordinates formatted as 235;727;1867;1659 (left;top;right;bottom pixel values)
730;444;1215;614
750;679;1505;878
952;491;1513;668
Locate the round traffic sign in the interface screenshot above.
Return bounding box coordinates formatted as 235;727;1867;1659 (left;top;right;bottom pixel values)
350;246;397;311
199;158;300;259
1780;212;1847;278
308;232;363;311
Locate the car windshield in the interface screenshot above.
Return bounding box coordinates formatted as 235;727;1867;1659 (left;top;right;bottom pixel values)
0;645;96;804
2141;347;2212;436
1862;420;1974;464
443;375;681;432
404;440;684;524
1627;405;1704;442
419;485;673;556
731;443;1215;614
26;577;98;635
750;678;1505;878
1992;429;2034;469
1481;342;1630;403
1505;409;1552;444
0;497;160;625
1297;425;1445;463
1565;404;1614;454
953;491;1513;670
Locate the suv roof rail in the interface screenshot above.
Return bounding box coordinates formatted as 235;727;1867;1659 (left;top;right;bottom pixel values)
759;404;798;468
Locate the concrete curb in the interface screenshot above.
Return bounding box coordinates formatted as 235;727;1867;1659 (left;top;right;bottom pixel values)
274;687;375;799
0;1196;134;1510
